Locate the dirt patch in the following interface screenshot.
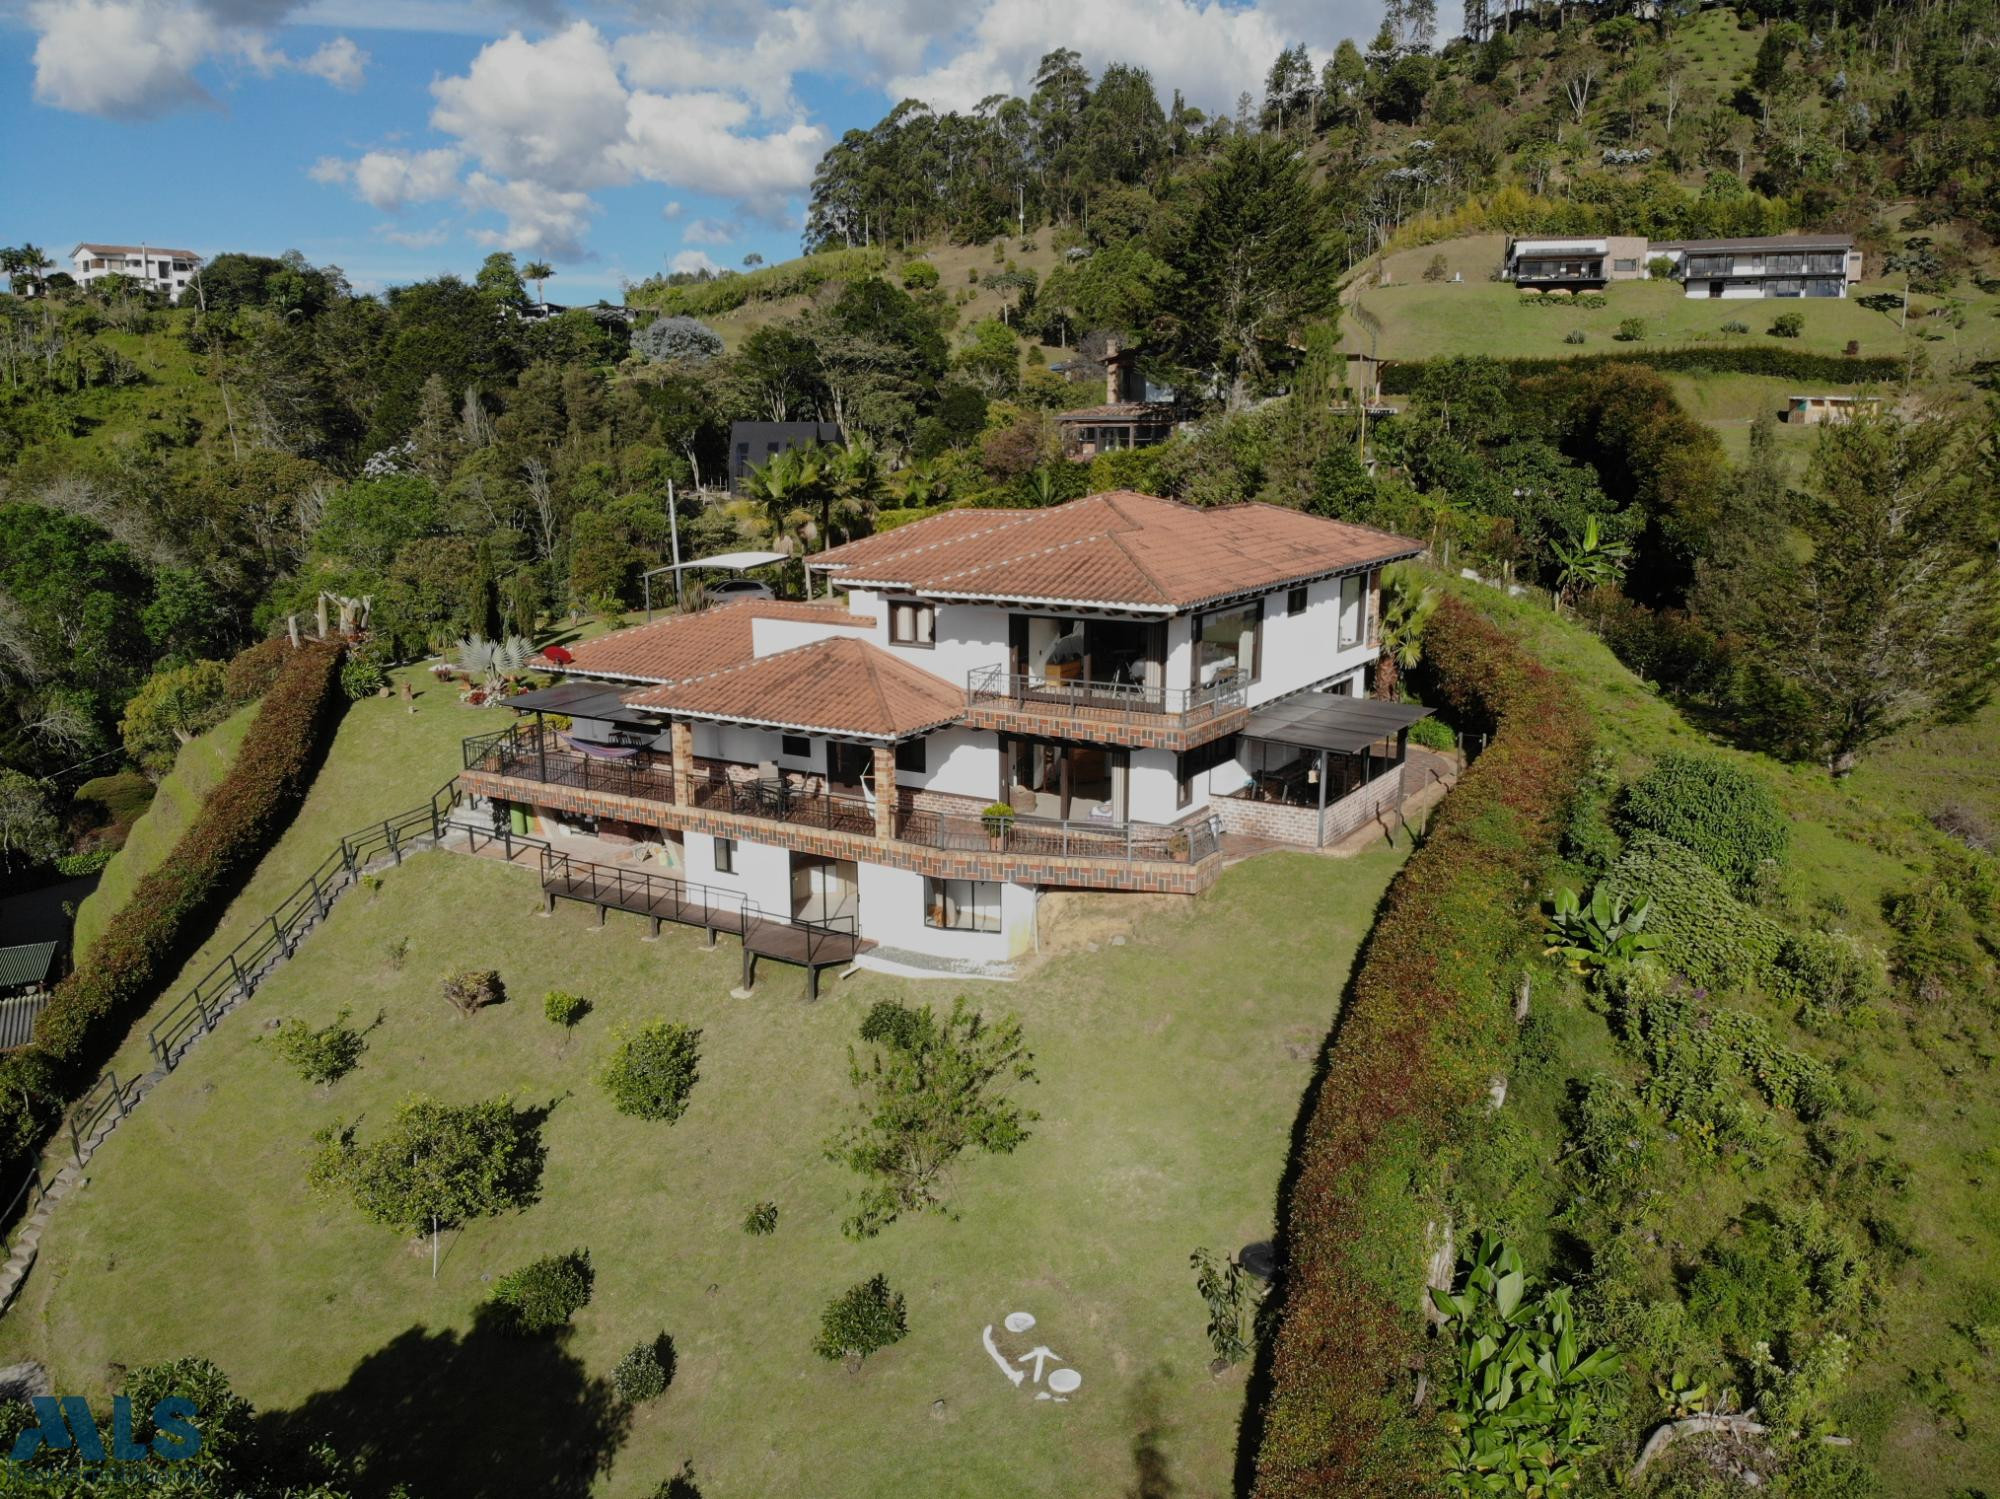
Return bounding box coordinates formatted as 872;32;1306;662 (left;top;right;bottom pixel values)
1035;890;1193;956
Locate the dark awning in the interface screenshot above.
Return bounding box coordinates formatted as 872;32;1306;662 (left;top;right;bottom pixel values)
505;681;660;726
1241;694;1432;755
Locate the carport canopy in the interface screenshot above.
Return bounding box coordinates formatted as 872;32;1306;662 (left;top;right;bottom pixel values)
663;550;789;573
1240;693;1432;755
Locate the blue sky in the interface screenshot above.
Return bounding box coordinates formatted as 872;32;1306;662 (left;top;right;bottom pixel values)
0;0;1383;302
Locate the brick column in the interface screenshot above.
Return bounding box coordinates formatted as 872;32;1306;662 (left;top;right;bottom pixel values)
671;721;693;806
873;744;897;841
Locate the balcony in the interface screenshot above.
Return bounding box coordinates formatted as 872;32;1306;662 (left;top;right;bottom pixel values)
960;665;1249;750
459;723;1222;882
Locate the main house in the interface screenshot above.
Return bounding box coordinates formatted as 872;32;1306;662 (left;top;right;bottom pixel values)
68;243;202;302
1504;232;1863;299
457;493;1428;974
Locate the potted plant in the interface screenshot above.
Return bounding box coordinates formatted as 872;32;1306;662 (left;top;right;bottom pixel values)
981;802;1016;847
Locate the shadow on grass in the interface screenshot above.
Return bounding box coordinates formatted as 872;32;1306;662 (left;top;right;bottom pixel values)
1228;869;1406;1498
258;1304;631;1498
1127;1366;1178;1499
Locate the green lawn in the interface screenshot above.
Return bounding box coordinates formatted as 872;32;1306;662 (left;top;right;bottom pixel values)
1349;271;1959;364
0;842;1406;1497
71;702;258;956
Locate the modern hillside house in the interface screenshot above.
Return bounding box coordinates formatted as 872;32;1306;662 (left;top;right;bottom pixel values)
1651;233;1863;299
458;493;1427;974
1505;232;1863;300
1503;236;1651;289
68;243;202;302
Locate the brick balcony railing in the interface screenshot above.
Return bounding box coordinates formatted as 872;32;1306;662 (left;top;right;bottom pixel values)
961;664;1250;751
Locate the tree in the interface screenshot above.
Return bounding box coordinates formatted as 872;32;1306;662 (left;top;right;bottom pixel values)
825;998;1038;1239
1699;412;2000;774
0;769;62;874
468;537;504;641
600;1022;702;1121
475;252;528;310
814;1274;908;1365
1372;567;1439;700
308;1094;545;1275
634;315;724;364
120;659;230;776
1549;514;1631;607
1166;135;1336;408
521;260;555;306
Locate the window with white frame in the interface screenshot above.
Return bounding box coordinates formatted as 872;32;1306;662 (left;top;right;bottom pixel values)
1338;574;1364;648
889;600;935;646
924;877;1001;933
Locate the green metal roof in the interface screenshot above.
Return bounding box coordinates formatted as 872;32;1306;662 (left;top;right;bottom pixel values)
0;942;58;988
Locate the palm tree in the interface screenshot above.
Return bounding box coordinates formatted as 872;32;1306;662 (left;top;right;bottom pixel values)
522;261;555;306
1372;566;1440;700
741;446;818;556
4;244;53;297
887;458;951;510
825;437;882;545
1549;514;1630;610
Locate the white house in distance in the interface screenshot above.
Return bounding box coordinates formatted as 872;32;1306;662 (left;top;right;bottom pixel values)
457;493;1434;983
68;243;202;302
1505;232;1864;300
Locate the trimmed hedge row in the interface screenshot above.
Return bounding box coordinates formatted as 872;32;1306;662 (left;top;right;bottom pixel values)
1380;344;1904;394
1249;595;1593;1499
30;640;345;1076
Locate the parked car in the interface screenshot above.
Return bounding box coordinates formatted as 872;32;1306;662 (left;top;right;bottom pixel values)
706;577;775;601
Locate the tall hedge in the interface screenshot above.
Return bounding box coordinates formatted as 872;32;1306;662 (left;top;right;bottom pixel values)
1249;595;1592;1499
1380;344;1903;394
29;640;345;1075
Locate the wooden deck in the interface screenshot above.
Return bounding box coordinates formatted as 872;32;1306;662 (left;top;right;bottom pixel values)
539;851;864;1000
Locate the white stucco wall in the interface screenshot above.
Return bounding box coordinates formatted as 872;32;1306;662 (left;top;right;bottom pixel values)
855;862;1035;961
1127;747;1186;823
1245;571;1379;706
895;725;999;802
749;613;871;657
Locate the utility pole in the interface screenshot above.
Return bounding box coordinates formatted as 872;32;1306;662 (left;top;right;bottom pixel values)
1017;183;1025;238
667;478;683;609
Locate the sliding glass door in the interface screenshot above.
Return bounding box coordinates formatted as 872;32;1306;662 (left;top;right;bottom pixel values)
1001;737;1128;823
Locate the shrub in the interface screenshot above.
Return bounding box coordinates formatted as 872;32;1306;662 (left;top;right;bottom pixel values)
491;1249;594;1334
612;1337;674;1401
1617;751;1787;890
1772;929;1886;1026
120;659;230;775
1252;595;1593;1498
1423;252;1449;282
1770;310;1806;338
1563;328;1586;345
442;968;503;1016
900;260;940;290
54;849;114;877
1721;318;1750;334
1647;256;1675;280
743;1200;779;1235
29;642;342;1075
339;655;387;699
601;1022;702;1121
274;1006;366;1085
1407;716;1456;751
632;315;723;364
222;636;291;703
544;989;589;1028
1599;832;1786;986
1615;317;1647;342
1379;346;1903;393
813;1274;907;1364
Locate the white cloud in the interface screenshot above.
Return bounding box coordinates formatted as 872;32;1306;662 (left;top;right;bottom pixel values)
619;91;824;220
310;146;463;211
430;24;631;189
29;0;376;118
29;0;215;119
662;201;684;219
681;217;736;246
373;221;452;249
463;172;597;259
669;249;721;275
299;36;368;90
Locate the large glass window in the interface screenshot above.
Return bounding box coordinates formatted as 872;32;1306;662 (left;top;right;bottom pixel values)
926;877;1001;933
1194;603;1259;688
1338;575;1364;647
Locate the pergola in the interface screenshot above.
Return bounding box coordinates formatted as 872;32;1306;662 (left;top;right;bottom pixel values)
1234;693;1433;815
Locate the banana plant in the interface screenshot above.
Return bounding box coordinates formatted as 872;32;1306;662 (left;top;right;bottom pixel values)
1434;1234;1621;1497
1545;885;1663;976
1548;513;1631;609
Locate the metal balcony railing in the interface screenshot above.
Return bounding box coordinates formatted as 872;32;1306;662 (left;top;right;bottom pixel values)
964;664;1247;727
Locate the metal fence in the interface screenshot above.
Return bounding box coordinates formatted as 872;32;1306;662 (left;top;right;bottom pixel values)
965;663;1247;727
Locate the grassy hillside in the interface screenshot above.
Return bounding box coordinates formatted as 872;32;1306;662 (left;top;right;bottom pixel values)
1446;575;2000;1497
70;703;258;956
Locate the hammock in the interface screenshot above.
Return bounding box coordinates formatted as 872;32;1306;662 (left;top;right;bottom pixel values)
559;733;643;761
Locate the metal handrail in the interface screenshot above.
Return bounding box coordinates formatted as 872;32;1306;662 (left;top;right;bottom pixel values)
964;663;1248;724
541;850;859;959
468;722;677;803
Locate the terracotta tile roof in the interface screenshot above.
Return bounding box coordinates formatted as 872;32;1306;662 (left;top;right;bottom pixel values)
537;599;861;684
808;508;1032;573
627;636;962;740
812;491;1419;611
1055;401;1178;422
